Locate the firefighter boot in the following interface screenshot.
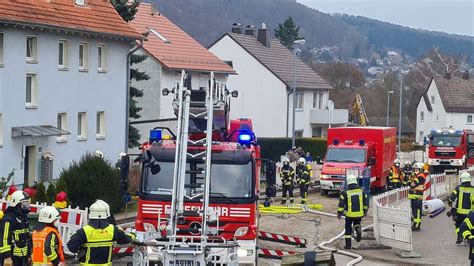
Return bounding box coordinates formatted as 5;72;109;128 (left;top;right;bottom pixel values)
355;225;362;242
281;199;286;205
344;238;352;249
456;234;463;245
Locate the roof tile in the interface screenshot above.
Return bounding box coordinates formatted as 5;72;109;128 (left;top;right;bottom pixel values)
433;76;474;113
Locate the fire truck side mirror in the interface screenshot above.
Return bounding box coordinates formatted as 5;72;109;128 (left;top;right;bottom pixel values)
150;163;161;175
231;90;238;98
265;161;277;186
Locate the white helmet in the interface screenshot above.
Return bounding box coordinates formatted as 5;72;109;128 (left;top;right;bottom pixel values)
95;199;111;217
460;172;471;183
346;175;358;185
405;161;411;165
118;152;126;159
283;158;290;164
95;150;104;158
38;206;60;224
298;157;306;164
394;159;400;165
89;200;109;219
9;191;29;207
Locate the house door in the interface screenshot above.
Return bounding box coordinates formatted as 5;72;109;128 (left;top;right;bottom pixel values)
24;145;36;187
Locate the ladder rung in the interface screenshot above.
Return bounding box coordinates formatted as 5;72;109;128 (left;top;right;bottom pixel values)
185;170;205;174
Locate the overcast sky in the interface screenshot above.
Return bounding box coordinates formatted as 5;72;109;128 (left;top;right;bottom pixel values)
298;0;474;36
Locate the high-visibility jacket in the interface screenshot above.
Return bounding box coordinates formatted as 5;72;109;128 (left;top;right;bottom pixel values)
32;225;65;265
280;165;295;186
0;207;31;259
460;211;474;259
389;166;403;183
67;222;135;265
338;186;369;218
408;173;426;200
449;183;474;215
296;165;311;185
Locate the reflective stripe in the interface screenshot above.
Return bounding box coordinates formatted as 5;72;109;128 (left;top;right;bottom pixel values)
457;187;474;215
0;222;11;254
83;225;114;264
346;189;363;218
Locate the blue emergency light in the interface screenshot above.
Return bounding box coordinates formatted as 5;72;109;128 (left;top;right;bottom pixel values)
238;133;252;142
333;139;339;145
359;139;365;146
149;129;162;143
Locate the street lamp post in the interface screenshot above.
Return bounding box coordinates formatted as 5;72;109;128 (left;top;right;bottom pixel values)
398;74;403;153
291;39;305;148
386;90;394;127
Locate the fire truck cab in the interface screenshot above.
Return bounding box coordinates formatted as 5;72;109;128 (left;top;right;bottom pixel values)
428;128;471;173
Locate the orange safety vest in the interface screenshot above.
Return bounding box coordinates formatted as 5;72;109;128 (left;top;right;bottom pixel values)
32;226;65;265
390;166;402;182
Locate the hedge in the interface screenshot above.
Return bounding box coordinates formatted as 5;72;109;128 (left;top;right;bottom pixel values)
258;137;327;161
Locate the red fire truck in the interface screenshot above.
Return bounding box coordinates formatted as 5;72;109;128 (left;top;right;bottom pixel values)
134;71;260;265
320;127;397;195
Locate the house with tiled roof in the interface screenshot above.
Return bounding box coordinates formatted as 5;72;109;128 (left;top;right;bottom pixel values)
416;73;474;144
0;0;140;185
128;3;234;147
209;24;347;138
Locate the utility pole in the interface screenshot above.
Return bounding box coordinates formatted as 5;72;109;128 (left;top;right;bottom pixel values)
398;73;403;154
386;90;394;127
291;39;305;148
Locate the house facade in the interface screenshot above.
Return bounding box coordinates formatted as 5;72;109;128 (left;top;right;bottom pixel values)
128;4;234;150
416;74;474;144
0;0;139;186
209;25;347;138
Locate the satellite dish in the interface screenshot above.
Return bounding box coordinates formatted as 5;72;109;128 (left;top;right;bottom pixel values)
327;100;334;110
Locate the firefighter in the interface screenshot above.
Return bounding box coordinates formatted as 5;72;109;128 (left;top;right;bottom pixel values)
460;211;474;264
402;161;414;186
448;172;474;244
67;200;136;265
388;159;403;189
0;190;32;266
280;158;295;205
296;157;311;204
32;206;65;266
337;175;369;249
409;163;426;231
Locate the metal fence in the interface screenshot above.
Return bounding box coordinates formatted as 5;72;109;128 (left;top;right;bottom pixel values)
373;187;413;251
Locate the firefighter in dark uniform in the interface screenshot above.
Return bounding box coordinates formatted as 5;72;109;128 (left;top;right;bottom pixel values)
280;158;295;205
409;163;426;231
296;157;311;204
67;200;136;265
0;190;32;266
402;160;414;186
448;172;474;244
460;211;474;265
337;175;369;249
388;159;404;189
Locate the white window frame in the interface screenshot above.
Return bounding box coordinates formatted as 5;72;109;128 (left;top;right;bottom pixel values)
295;130;304;138
97;44;107;72
295;92;304;111
468;115;473;124
77;112;87;140
57;113;68;143
26;36;38;63
58;40;69;70
78;42;89;71
26;73;38;108
0;114;3;147
431;96;435;104
0;32;4;66
96;111;106;139
420;111;424;122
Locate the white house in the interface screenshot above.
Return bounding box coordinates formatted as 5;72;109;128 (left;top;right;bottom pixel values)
416;73;474;144
128;4;235;150
0;0;140;186
209;24;347;138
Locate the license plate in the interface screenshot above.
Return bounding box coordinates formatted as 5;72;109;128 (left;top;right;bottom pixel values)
170;260;199;266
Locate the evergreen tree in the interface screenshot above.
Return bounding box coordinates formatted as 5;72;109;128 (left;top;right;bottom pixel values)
46;182;56;204
274;17;301;49
35;183;48;204
110;0;149;148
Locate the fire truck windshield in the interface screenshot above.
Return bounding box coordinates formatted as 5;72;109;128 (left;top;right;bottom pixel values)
431;135;461;147
142;161;253;199
326;148;366;163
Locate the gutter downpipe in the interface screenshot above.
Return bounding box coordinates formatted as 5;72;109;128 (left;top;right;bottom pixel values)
125;38;144;153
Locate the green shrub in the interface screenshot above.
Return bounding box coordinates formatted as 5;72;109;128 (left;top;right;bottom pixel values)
35;183;48;204
46;182;56;204
258;137;327;161
58;153;121;213
54;178;68;195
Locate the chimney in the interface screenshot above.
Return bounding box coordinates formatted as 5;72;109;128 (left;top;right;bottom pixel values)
231;23;242;34
462;70;470;80
444;72;452;80
257;23;270;48
245;25;255;36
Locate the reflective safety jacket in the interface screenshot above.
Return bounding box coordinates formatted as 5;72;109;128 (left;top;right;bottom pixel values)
0;207;31;259
338;185;369;218
460;211;474;259
280;165;295;186
67;221;135;265
32;224;65;265
408;173;426;200
296;164;311;185
389;166;403;183
449;183;474;215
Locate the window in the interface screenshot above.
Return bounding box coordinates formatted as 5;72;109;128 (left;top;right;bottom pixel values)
97;44;107;72
78;42;89;70
431;96;435;104
468;115;473;124
313;92;325;109
419;131;424;142
96;111;106;138
26;36;37;62
420;111;424;122
296;92;304;110
75;0;85;6
26;73;38;108
58;40;68;69
318;92;324;109
77;112;87;140
295;130;303;137
57;113;68;142
0;33;4;66
436;115;439;122
0;114;3;147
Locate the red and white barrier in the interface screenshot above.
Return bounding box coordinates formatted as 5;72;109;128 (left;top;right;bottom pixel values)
113;246;135;255
257;248;298;259
258;231;307;247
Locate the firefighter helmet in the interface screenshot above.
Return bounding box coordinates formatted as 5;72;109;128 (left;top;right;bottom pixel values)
9;191;29;207
405;161;411;165
413;163;421;171
346;175;358;185
89;200;109;219
283;158;290;164
460;172;471;183
298;157;306;164
38;206;60;224
94;199;111;217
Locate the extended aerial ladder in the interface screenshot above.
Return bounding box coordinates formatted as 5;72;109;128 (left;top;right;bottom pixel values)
134;70;239;265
